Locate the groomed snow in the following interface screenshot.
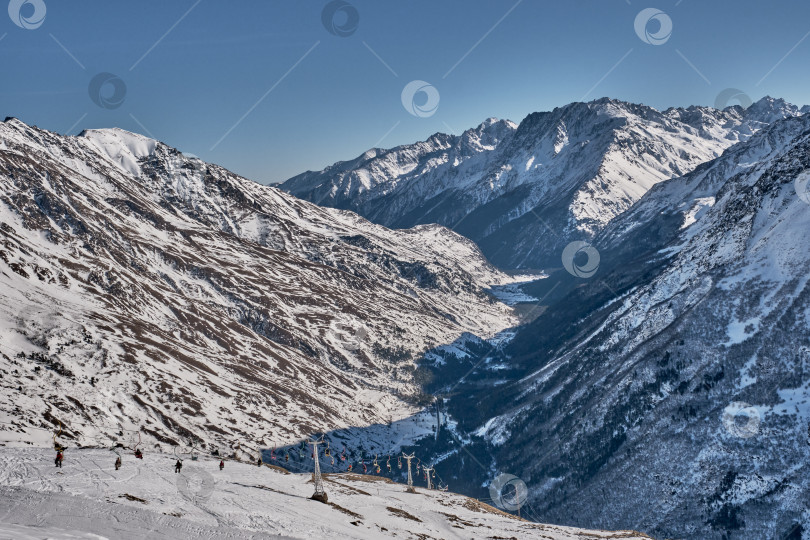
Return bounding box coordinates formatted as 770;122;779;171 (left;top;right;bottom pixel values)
0;448;652;540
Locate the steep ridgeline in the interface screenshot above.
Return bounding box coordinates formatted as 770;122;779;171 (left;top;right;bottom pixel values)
281;97;805;270
459;113;810;538
0;118;519;451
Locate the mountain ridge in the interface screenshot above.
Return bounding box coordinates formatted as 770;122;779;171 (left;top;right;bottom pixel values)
0;116;520;454
281;96;805;270
424;110;810;539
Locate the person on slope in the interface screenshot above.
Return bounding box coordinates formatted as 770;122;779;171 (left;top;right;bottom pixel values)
54;451;63;468
219;460;224;471
257;457;263;467
115;456;122;471
134;448;143;459
175;460;182;474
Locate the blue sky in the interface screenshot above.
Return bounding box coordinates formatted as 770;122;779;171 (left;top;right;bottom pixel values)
1;0;809;184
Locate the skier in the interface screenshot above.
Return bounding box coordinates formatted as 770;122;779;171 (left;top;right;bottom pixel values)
219;460;224;471
134;448;143;459
115;456;122;471
55;451;63;468
257;457;263;467
175;460;182;474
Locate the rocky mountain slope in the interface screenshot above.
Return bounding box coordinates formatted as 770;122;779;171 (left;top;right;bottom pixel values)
0;117;521;454
281;97;804;270
429;111;810;539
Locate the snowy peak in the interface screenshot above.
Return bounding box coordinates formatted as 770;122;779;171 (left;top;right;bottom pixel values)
458;117;517;154
742;95;804;123
282;97;806;269
281;115;518;217
80;127;159;158
80;128;160;176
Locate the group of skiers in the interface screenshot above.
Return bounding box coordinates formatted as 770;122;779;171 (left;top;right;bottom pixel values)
55;448;250;474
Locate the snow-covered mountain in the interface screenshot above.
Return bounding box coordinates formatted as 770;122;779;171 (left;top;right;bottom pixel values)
4;98;810;539
281;97;804;269
428;111;810;538
0;117;521;454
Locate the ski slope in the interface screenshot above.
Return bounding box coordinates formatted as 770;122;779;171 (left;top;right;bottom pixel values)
0;448;651;539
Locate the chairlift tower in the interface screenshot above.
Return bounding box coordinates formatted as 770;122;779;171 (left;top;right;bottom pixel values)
422;466;434;490
308;438;328;503
402;453;416;493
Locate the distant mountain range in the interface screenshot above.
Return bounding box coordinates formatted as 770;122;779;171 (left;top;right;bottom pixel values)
281;97;807;270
